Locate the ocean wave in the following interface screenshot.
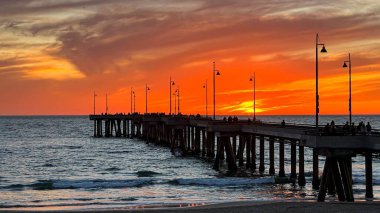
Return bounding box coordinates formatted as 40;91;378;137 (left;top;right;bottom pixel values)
107;150;130;154
2;179;155;190
352;177;380;185
136;170;161;177
1;176;276;191
169;177;275;186
0;202;119;209
105;167;121;171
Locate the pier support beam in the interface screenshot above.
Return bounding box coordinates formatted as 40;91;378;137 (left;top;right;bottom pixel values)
269;137;275;175
224;136;237;171
238;135;245;166
93;120;96;137
201;130;206;156
290;141;297;180
232;136;237;157
298;145;306;186
195;127;201;154
123;120;127;137
246;135;251;168
312;150;320;189
365;151;373;199
207;132;215;158
213;137;222;170
279;138;285;177
251;135;256;171
259;136;265;173
318;151;355;202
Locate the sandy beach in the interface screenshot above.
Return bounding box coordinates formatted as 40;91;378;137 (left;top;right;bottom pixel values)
2;201;380;213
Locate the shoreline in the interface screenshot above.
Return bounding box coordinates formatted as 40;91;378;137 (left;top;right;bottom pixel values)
2;200;380;213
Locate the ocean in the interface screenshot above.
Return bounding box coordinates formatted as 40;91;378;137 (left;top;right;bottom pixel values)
0;115;379;210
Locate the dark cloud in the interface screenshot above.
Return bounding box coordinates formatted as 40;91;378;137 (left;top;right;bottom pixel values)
1;0;380;77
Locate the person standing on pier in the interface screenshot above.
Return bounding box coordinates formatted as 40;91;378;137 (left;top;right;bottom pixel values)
366;122;372;135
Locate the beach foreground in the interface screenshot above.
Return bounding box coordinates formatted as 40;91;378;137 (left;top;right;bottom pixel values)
2;201;380;213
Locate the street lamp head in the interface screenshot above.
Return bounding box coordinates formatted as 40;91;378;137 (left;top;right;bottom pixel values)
216;70;220;76
343;62;348;68
249;77;253;81
172;81;175;85
320;45;327;53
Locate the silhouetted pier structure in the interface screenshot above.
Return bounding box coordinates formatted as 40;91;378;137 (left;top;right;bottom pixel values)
90;114;380;202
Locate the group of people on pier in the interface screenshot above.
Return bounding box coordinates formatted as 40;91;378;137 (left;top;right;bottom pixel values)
324;120;372;135
222;116;239;122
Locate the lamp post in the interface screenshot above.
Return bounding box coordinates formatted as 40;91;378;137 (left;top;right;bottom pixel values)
315;33;328;133
93;92;97;115
343;53;352;125
130;87;133;114
213;62;221;120
106;93;108;115
145;84;150;114
313;33;327;190
249;73;256;121
169;77;175;115
177;87;180;115
173;90;177;115
133;91;136;113
203;80;208;118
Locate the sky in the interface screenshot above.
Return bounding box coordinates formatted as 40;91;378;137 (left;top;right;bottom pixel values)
0;0;380;116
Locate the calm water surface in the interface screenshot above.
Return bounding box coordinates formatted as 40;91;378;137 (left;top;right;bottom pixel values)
0;115;379;210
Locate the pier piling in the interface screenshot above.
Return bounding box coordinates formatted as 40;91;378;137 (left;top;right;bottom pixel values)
269;137;275;175
259;136;265;173
279;138;285;177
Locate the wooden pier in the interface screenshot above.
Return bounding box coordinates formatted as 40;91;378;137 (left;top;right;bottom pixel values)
90;114;380;202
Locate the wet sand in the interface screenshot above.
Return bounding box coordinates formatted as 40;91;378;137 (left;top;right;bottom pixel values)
2;201;380;213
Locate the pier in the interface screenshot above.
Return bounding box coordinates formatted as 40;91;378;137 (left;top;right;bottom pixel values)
90;114;380;202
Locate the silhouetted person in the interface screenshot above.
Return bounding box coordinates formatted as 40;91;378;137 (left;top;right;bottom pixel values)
223;117;227;122
233;116;238;122
331;120;336;135
281;120;286;128
366;122;372;134
356;121;365;135
228;116;232;122
248;118;252;123
351;122;356;136
357;122;362;133
343;121;350;133
324;123;331;135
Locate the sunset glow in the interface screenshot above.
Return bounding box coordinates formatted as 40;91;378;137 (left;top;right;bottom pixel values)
1;0;380;115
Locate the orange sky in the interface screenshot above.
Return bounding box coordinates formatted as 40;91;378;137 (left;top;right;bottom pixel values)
0;0;380;115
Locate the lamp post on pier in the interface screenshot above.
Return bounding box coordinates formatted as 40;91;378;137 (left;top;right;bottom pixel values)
313;33;327;190
177;87;180;115
343;53;352;125
145;84;150;114
315;33;328;133
173;90;177;115
133;91;136;114
249;73;256;121
130;88;134;114
106;93;108;114
213;62;221;120
93;92;97;115
203;80;208;118
169;77;175;115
